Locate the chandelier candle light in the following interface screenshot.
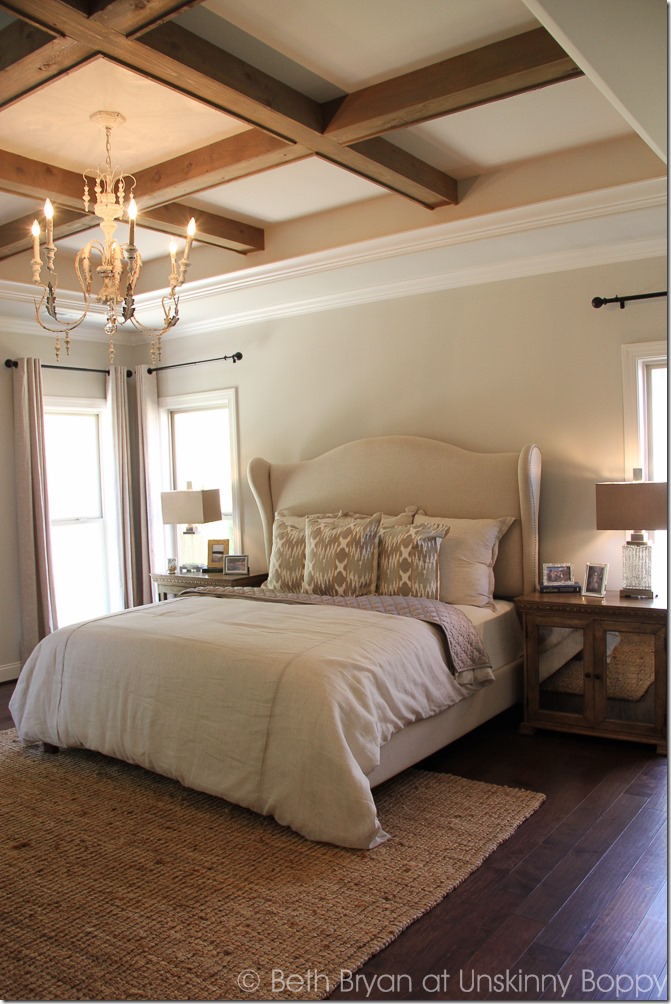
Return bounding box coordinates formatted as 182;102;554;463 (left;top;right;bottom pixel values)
30;111;196;364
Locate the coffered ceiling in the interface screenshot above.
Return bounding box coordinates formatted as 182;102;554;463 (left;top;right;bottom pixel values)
0;0;665;342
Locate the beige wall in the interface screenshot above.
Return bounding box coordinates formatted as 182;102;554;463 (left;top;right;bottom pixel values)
0;253;666;677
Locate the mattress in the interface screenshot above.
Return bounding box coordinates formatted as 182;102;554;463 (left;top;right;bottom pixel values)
455;599;523;674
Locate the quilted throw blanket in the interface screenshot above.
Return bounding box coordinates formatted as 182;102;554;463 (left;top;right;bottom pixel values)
11;593;492;849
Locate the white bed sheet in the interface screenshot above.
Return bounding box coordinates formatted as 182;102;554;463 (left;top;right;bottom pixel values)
455;599;523;673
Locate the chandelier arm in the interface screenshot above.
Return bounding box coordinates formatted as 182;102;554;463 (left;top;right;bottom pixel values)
32;287;91;336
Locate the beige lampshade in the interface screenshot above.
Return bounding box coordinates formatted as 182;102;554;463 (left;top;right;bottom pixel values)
595;481;668;531
161;488;221;525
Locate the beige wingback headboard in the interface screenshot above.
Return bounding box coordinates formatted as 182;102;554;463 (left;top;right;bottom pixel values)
248;436;541;598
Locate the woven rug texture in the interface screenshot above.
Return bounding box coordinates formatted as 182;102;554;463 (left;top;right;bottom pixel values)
1;729;544;1001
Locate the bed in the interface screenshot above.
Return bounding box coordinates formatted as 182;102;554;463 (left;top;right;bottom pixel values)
10;435;541;849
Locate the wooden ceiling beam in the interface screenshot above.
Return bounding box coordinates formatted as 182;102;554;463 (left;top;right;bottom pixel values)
0;207;90;260
0;0;197;108
141;203;264;254
90;0;204;38
131;130;307;207
0;1;459;206
0;25;92;109
0;129;290;209
0;148;86;207
322;27;583;143
137;23;458;206
0;201;264;260
0;3;578;211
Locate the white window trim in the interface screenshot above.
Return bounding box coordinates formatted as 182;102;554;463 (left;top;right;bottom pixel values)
157;387;241;553
621;341;667;480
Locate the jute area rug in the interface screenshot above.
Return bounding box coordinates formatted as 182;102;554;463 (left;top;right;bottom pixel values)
1;729;544;1002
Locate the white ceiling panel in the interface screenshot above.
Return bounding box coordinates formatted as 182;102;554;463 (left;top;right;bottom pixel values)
392;76;633;178
199;0;538;89
187;158;387;225
0;60;248;174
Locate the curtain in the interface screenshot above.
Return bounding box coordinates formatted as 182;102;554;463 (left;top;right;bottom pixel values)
107;366;137;607
12;358;58;663
135;365;166;602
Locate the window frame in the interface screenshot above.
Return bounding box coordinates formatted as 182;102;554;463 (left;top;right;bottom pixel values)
157;387;241;554
43;394;122;617
621;341;667;481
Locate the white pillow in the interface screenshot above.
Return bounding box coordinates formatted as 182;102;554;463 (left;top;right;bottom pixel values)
414;514;515;609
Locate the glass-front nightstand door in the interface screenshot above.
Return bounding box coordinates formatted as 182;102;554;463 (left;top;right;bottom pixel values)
595;624;661;738
535;620;591;723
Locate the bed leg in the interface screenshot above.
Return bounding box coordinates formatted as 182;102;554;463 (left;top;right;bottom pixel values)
42;742;60;755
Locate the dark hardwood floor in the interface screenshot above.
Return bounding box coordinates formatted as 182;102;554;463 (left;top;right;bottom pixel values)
0;681;14;730
1;681;666;1001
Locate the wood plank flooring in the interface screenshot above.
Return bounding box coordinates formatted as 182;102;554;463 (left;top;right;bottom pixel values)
1;681;666;1000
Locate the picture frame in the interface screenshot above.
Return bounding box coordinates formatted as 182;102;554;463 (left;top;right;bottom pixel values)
225;554;249;575
207;539;229;567
542;562;574;586
584;562;608;597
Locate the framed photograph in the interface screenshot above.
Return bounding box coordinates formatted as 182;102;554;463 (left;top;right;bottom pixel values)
542;563;574;586
207;539;230;567
584;562;608;597
225;554;249;575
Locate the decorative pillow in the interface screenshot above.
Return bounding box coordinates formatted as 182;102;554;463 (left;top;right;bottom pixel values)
265;512;342;591
414;514;515;609
376;523;448;598
265;518;307;592
303;513;382;596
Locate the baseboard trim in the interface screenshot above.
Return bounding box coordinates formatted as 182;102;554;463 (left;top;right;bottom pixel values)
0;662;20;684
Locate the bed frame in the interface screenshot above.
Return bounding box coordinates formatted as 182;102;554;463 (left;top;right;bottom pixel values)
249;436;541;784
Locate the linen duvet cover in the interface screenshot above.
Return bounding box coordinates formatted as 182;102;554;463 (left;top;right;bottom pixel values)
10;590;492;848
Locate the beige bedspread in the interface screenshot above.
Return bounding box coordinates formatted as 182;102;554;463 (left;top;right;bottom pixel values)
10;594;492;849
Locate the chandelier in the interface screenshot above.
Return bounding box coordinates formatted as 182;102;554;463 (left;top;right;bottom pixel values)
30;110;196;365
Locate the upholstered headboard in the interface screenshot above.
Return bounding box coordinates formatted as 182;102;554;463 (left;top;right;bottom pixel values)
248;436;541;598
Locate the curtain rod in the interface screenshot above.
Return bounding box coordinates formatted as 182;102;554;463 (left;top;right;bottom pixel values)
5;359;132;376
147;351;242;374
591;291;667;310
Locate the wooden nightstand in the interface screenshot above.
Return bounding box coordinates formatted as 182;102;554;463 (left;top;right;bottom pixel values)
515;591;667;753
151;570;268;600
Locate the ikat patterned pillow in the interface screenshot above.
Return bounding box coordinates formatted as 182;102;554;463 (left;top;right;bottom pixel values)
376;523;447;598
265;518;307;592
303;513;382;596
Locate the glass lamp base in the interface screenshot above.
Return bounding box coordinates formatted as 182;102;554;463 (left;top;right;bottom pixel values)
620;542;653;599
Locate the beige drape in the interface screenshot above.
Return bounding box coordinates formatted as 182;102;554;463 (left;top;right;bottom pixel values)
107;366;137;607
12;358;58;663
135;365;166;602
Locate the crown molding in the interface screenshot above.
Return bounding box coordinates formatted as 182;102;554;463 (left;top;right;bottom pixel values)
176;177;667;304
0;178;665;343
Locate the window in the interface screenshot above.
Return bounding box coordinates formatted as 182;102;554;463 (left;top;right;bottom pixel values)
44;400;121;626
622;341;667;481
621;342;667;589
158;389;240;564
643;361;667;481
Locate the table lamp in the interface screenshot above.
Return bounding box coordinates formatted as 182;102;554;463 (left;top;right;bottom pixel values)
595;479;667;598
161;485;221;571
